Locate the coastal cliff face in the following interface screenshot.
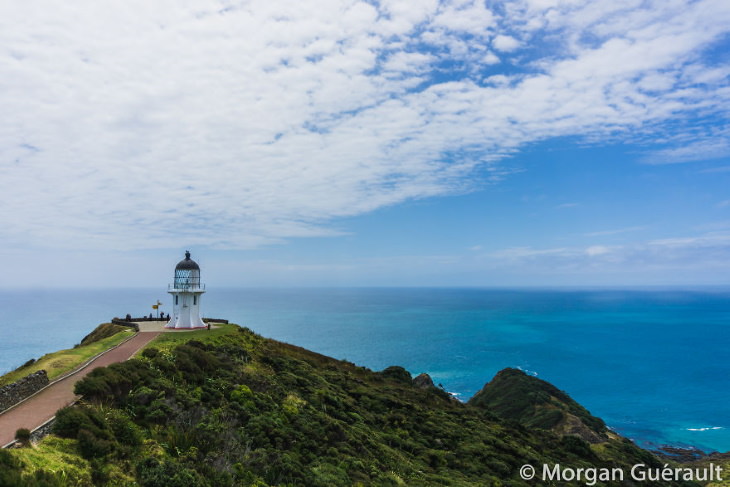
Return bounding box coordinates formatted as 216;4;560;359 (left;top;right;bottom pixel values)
2;325;702;486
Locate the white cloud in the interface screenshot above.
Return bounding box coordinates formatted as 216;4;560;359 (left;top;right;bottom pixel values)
483;74;512;86
491;246;571;260
492;34;520;52
584;226;644;237
482;51;500;65
431;0;496;35
382;51;435;75
0;0;728;251
585;245;611;256
642;138;730;164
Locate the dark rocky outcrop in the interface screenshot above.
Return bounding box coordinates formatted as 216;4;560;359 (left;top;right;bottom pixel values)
657;446;708;462
412;373;435;389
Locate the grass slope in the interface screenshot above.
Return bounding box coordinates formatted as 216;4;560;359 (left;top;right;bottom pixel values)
137;323;240;354
5;436;92;485
78;323;131;347
0;327;134;386
4;325;702;486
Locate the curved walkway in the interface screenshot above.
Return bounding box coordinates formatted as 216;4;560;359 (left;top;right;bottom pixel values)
0;332;160;447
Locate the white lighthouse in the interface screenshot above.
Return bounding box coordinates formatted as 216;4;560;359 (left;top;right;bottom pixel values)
167;251;206;329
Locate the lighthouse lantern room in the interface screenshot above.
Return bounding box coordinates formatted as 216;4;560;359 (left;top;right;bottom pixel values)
167;251;206;329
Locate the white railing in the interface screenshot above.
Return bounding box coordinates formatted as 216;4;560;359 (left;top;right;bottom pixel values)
168;283;206;291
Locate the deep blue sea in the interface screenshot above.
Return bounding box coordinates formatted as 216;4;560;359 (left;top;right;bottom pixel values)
1;287;729;452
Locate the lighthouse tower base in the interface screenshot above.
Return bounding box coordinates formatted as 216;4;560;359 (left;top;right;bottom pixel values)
166;311;206;329
166;290;206;329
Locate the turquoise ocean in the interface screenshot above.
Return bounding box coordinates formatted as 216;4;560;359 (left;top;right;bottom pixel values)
1;287;728;453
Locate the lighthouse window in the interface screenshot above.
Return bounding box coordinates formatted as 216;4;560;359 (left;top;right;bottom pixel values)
193;296;197;305
175;296;178;305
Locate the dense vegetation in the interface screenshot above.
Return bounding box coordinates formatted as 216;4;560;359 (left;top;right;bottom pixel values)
4;325;701;486
468;368;607;443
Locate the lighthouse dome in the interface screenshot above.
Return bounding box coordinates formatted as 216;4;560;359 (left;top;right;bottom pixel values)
175;251;200;271
173;251;201;289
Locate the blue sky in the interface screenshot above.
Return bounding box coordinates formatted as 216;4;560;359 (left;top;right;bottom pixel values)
1;0;729;287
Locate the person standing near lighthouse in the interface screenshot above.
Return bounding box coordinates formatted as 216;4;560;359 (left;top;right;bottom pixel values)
167;251;206;329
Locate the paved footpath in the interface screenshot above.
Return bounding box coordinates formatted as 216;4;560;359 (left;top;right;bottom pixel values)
0;332;160;447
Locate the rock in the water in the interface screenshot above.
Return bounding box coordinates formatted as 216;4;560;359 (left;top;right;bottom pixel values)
658;446;707;462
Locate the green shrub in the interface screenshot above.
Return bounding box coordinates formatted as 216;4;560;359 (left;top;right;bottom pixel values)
77;428;113;458
380;366;412;383
53;406;101;439
74;359;155;403
141;347;159;359
136;457;210;487
15;427;31;446
230;384;255;411
107;409;142;448
560;434;596;458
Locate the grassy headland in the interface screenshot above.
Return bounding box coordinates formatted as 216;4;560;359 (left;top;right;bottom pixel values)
2;324;704;486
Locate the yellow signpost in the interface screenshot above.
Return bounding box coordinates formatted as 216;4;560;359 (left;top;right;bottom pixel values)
152;300;163;318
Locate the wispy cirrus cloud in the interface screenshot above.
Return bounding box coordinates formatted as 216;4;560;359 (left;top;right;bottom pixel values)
489;233;730;274
0;0;729;251
584;226;645;237
642;137;730;165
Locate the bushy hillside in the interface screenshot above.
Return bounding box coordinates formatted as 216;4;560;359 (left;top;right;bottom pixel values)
4;325;700;486
469;368;608;443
